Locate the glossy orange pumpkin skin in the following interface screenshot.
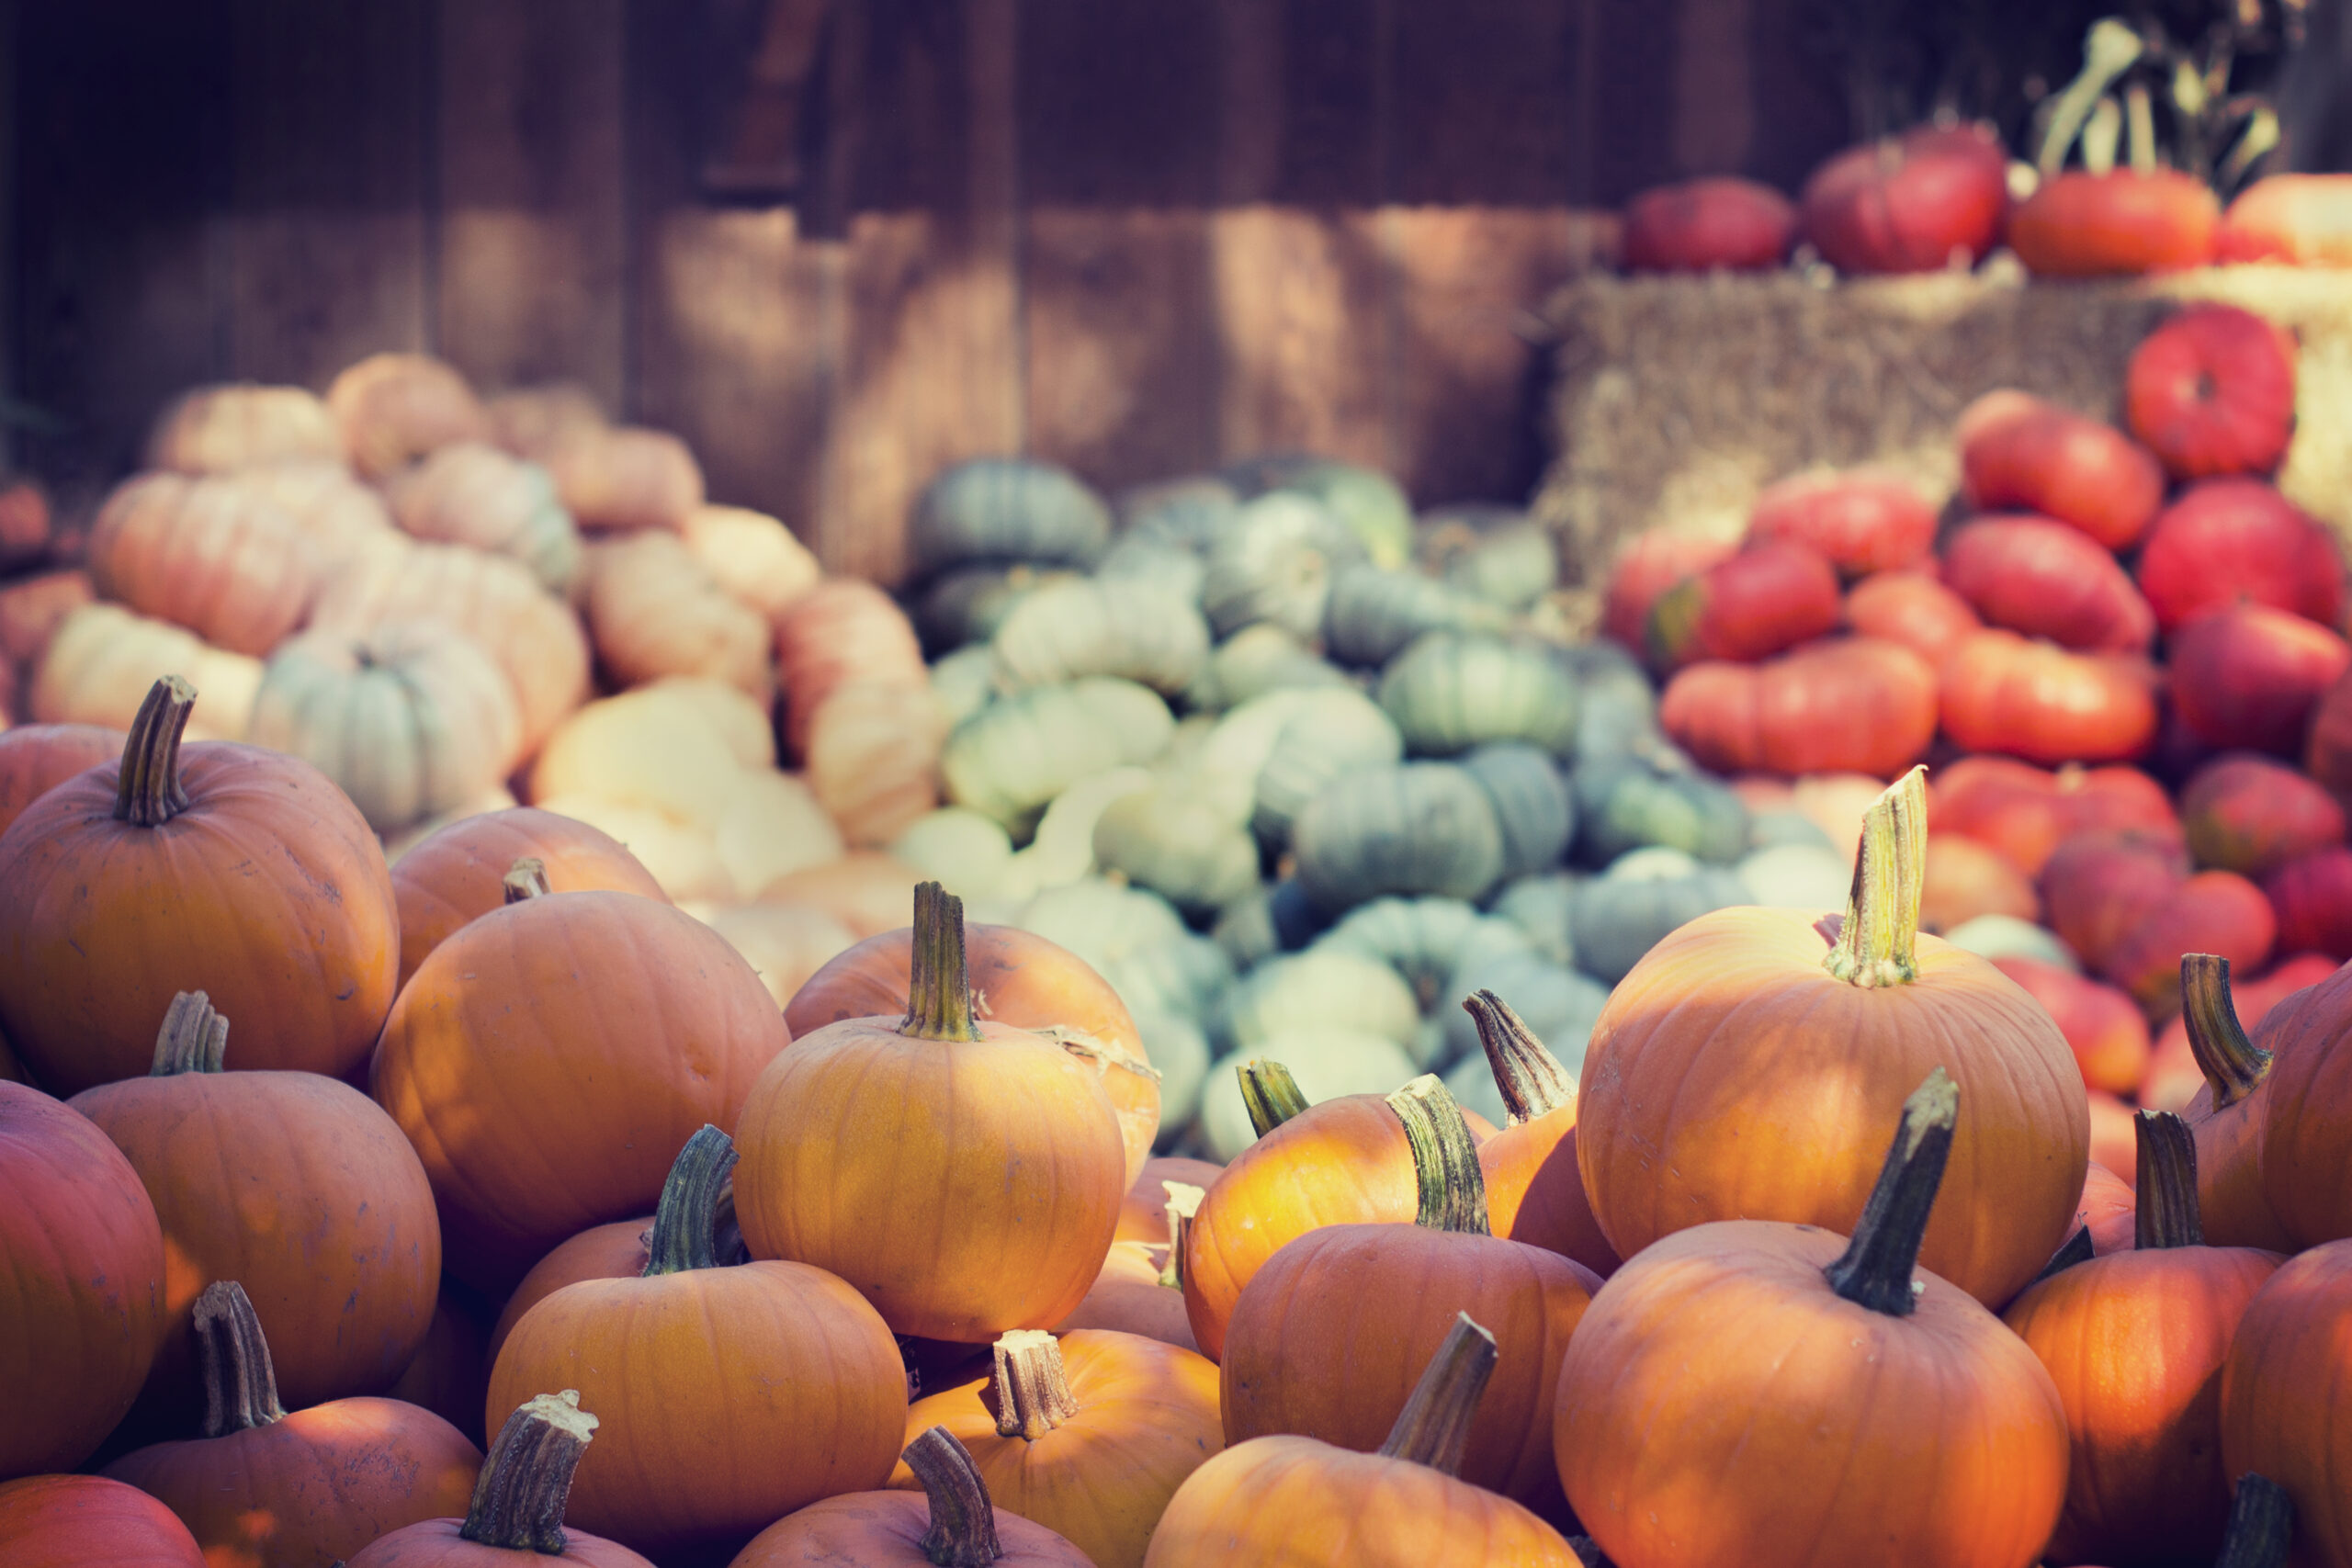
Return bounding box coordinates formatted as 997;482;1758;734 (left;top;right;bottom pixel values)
1843;570;1982;669
1220;1224;1598;1514
0;1473;204;1568
785;921;1159;1187
1578;908;2089;1307
1746;468;1936;575
1659;635;1937;778
1991;957;2151;1097
2009;169;2219;277
1600;532;1736;651
1621;176;1797;272
1958;389;2166;550
2101;872;2278;1021
486;1217;650;1367
390;806;668;989
1935;758;2177;880
104;1397;482;1568
69;1068;440;1417
0;741;399;1095
1053;1240;1198;1352
1479;1100;1622;1279
2171;603;2352;757
731;1491;1087;1568
1940;514;2155;654
0;723;122;840
2256;964;2352;1247
372;891;790;1291
1555;1220;2069;1568
1938;629;2159;767
2219;1239;2352;1566
0;1083;167;1478
1644;539;1841;672
2136;479;2345;635
487;1260;907;1560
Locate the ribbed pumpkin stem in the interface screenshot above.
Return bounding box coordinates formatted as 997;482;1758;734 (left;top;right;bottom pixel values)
1823;766;1928;988
1824;1067;1958;1316
151;991;228;1075
902;882;981;1042
193;1280;286;1437
1463;988;1574;1122
503;858;551;903
905;1427;1003;1568
989;1331;1078;1440
641;1125;737;1276
460;1391;599;1553
114;676;197;828
2216;1474;2296;1568
1376;1313;1497;1475
1387;1074;1490;1235
2182;954;2270;1111
1239;1059;1309;1137
2135;1110;2204;1249
1159;1181;1204;1291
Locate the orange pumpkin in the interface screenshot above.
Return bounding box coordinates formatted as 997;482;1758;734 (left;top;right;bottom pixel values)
1463;990;1620;1278
0;1473;204;1567
486;1127;907;1560
774;580;928;760
1578;768;2089;1307
0;722;123;840
736;1426;1089;1567
0;1080;167;1477
372;864;789;1290
2174;954;2301;1253
1600;532;1736;651
1957;389;2166;550
786;916;1160;1189
2254;959;2352;1247
539;424;704;533
70;992;439;1419
582;531;772;698
734;885;1128;1341
1051;1238;1198;1352
327;354;492;480
233;457;399;567
2219;1240;2352;1566
2008;169;2220;277
1557;1072;2070;1568
87;471;320;657
0;679;400;1094
1146;1314;1579;1566
1117;1156;1225;1243
390;807;667;990
1843;569;1983;671
1922;833;2041;932
383;1278;493;1449
345;1391;655;1568
1658;635;1937;778
104;1280;481;1566
487;1219;652;1368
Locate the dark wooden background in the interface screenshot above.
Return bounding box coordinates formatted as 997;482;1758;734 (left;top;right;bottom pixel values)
3;0;1858;583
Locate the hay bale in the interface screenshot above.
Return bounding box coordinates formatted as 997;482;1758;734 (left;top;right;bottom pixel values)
1532;265;2352;608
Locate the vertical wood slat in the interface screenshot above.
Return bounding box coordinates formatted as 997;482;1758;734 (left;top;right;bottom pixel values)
435;0;628;409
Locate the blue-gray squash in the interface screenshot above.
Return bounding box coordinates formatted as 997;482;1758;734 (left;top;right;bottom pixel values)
1291;761;1507;912
1570;744;1749;865
990;576;1212;697
1462;741;1575;880
1216;948;1421;1055
1376;631;1580;758
910;457;1112;579
1321;564;1505;668
1568;845;1749;983
1091;781;1262;917
1198;491;1367;639
911;562;1080;654
1488;872;1581;967
1314;896;1532;1012
1438;944;1610;1074
1417;503;1558;610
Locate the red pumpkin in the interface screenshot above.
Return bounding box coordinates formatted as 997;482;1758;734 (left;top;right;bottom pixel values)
2041;828;2190;973
2125;304;2298;480
0;723;123;840
1843;570;1982;669
2135;478;2344;634
2142;952;2339;1113
1745;468;1937;575
1659;635;1936;778
1992;956;2151;1097
1921;833;2041;932
2169;603;2352;756
0;1473;204;1567
1600;532;1736;651
1620;176;1797;272
2008;168;2220;276
2267;848;2352;962
2180;752;2346;877
1799;122;2009;275
2215;172;2352;265
1935;759;2177;879
1643;539;1841;671
1939;513;2155;653
1938;629;2158;765
2101;872;2278;1020
1957;389;2165;549
2310;666;2352;795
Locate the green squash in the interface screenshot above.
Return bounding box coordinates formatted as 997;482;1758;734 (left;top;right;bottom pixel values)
1488;872;1580;967
1134;1008;1212;1138
1569;846;1748;983
990;576;1211;696
1570;745;1748;865
1193;624;1352;712
1292;761;1506;913
1377;631;1580;758
1438;945;1610;1074
1314;897;1532;1014
1118;474;1238;550
1096;535;1207;607
1322;564;1508;668
942;676;1173;829
1228;455;1415;570
1563;641;1658;761
1199;1030;1417;1161
912;561;1079;653
1199;491;1367;639
1746;808;1838;852
1015;875;1236;1024
1213;879;1332;968
1417;503;1558;611
1462;742;1574;880
910;457;1112;579
1217;948;1421;1056
929;643;999;727
1250;687;1407;850
1091;781;1262;917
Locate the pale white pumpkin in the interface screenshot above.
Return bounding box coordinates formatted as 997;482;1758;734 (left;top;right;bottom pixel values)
532;794;731;904
31;602;262;742
145;383;345;474
640;675;776;771
989;575;1211;696
889;807;1017;895
714;769;846;902
679;504;821;619
383;441;582;595
528;685;748;831
1198;1031;1418;1161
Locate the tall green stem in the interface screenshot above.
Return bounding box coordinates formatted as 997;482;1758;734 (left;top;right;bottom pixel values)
1823;766;1928;989
1240;1059;1309;1137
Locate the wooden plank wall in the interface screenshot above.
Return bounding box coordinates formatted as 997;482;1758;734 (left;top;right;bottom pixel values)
7;0;1849;585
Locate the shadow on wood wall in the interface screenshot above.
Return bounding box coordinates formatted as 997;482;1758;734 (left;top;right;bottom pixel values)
6;0;1850;582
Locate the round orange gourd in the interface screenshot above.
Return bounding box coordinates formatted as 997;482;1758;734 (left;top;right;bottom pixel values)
538;424;703;533
0;679;399;1095
734;885;1128;1341
0;1081;167;1478
1557;1071;2070;1568
327;353;492;480
486;1127;907;1561
806;678;947;847
0;722;122;840
0;1473;205;1568
737;1426;1089;1568
371;863;789;1291
390;807;667;990
581;531;771;699
1051;1238;1198;1352
70;992;439;1420
2256;958;2352;1247
87;471;320;657
383;440;581;595
1462;990;1620;1278
888;1329;1222;1568
383;1279;493;1449
487;1219;651;1368
2219;1239;2352;1566
105;1280;481;1567
786;916;1160;1188
1577;768;2089;1307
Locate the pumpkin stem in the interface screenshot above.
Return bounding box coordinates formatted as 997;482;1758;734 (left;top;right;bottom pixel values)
1159;1181;1204;1291
1386;1074;1490;1235
192;1280;286;1437
2134;1110;2204;1249
1823;1067;1958;1317
902;882;982;1043
1822;766;1928;989
2216;1474;2296;1568
640;1125;738;1277
1463;988;1574;1123
150;991;228;1076
2181;954;2270;1111
460;1391;599;1553
114;675;198;828
1239;1058;1309;1137
503;858;551;903
1375;1312;1497;1476
905;1426;1003;1568
2033;1225;2097;1285
989;1330;1078;1440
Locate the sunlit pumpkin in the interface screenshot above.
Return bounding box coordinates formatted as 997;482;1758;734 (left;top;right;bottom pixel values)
736;1426;1089;1568
390;807;667;990
1938;629;2158;766
2125;303;2298;480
